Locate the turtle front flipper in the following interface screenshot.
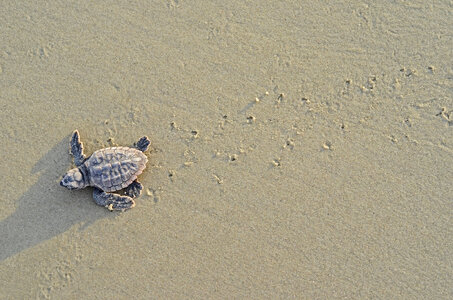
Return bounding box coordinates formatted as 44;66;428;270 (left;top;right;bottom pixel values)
135;136;150;152
71;130;86;166
124;180;143;199
93;188;135;211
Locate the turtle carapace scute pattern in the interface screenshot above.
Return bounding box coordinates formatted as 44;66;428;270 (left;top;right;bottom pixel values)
60;130;150;211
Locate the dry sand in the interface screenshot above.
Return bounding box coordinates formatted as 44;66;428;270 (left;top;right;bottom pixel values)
1;1;452;299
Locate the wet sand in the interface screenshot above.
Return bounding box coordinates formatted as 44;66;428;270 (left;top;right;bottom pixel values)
1;1;452;298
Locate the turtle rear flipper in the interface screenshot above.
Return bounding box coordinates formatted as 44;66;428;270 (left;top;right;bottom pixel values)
70;130;86;166
124;180;143;198
93;188;135;211
135;136;150;152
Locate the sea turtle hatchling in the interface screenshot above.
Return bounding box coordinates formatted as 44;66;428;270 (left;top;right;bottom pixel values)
60;130;150;211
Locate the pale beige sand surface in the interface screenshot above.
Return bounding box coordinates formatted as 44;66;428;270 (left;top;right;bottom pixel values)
1;1;452;299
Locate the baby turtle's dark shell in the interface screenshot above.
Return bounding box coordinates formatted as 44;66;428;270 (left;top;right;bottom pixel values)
84;147;148;192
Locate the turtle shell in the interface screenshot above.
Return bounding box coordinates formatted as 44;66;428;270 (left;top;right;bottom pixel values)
84;147;148;192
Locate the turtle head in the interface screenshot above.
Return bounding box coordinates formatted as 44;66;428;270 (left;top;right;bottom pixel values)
60;168;87;190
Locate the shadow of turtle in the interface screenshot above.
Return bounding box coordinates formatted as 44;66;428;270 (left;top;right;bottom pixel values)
0;134;113;261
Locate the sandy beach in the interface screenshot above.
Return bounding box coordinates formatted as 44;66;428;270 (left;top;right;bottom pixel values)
1;1;452;298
